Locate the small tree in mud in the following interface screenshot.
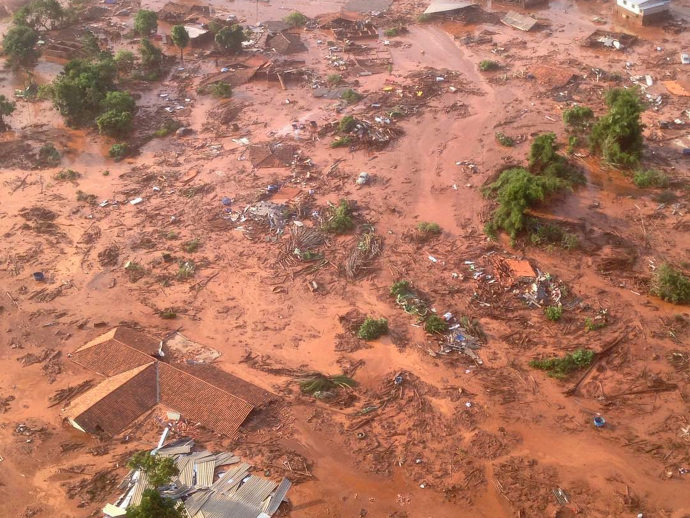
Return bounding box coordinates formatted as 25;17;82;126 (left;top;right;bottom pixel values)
171;25;189;64
2;25;40;69
590;88;644;167
0;95;16;132
139;39;164;79
134;9;158;37
215;25;245;53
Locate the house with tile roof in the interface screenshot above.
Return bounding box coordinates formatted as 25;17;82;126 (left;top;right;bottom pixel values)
64;328;272;437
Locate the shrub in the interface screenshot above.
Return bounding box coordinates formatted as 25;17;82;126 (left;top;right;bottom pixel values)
76;190;97;205
159;309;177;319
390;280;412;298
322;199;354;234
633;169;668;188
417;13;433;23
284;11;308;27
424;314;448;334
338;115;357;133
96;109;133;137
2;25;40;69
567;135;578;155
154;119;182;138
215;25;245;53
495;131;514;147
114;50;136;76
210;81;232;98
181;238;201;253
584;317;606;331
341;89;362;104
529;133;584;184
650;264;690;304
544;305;563;321
54;169;80;182
109;143;129;161
590;88;644;167
358;317;389;340
479;60;499;71
384;28;399;37
327;74;342;85
125;489;183;518
134;9;158;36
563;105;594;129
529;222;578;250
331;136;352;148
417;222;441;234
530;349;594;379
139;38;163;79
176;260;196;280
38;143;60;165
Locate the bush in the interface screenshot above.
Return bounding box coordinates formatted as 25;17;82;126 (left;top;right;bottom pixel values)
2;25;40;69
390;280;412;298
215;25;245;53
114;50;136;76
96;110;133;137
650;264;690;304
327;74;342;85
38;143;60;165
528;133;584;184
495;131;514;147
338;115;357;133
331;136;352;148
544;305;563;321
563;105;594;131
529;222;578;250
210;81;232;98
590;88;644;167
322;199;354;234
417;222;441;234
424;314;448;334
176;260;196;280
109;142;129;161
357;318;389;340
530;349;594;379
154;119;182;138
159;309;177;319
633;169;668;188
584;317;606;331
181;238;201;253
54;169;80;182
284;11;308;27
341;89;362;104
134;9;158;36
384;28;399;37
139;38;164;79
479;60;499;71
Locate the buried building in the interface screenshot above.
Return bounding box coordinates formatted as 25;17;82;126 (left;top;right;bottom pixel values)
64;327;273;437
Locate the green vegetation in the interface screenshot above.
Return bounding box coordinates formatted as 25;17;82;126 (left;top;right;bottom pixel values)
80;30;101;59
633;169;668;188
322;199;354;234
529;222;579;250
338;115;357;133
390;280;412;298
327;74;342;85
331;136;352;148
126;489;183;518
284;11;308;27
159;309;177;319
479;60;499;71
38;143;60;165
127;451;179;487
424;314;448;334
176;260;196;280
2;25;40;69
109;143;129;161
417;221;441;235
567;135;578;155
215;25;245;53
13;0;65;31
209;81;232;98
590;88;644;167
76;190;97;205
54;169;80;182
0;95;16;131
96;109;133;137
495;131;514;147
171;25;189;63
134;9;158;37
114;50;136;76
544;305;563;321
154;120;182;138
650;264;690;304
563;105;594;131
384;27;399;37
341;89;363;104
584;317;606;331
357;318;389;340
417;13;433;23
181;238;201;253
298;373;356;396
139;39;164;80
530;349;595;379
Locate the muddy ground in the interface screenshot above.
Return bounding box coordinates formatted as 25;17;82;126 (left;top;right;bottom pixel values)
1;0;689;516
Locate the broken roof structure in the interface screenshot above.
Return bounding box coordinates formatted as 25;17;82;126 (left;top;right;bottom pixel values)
107;439;291;517
501;11;538;31
423;1;477;15
266;32;307;54
248;142;299;168
65;328;273;437
158;2;212;23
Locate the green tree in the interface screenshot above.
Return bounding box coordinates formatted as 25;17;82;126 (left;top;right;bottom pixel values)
590;88;644;167
80;30;101;59
96;109;132;137
214;25;245;53
13;0;65;31
134;9;158;37
139;39;163;79
170;25;189;63
0;95;17;131
101;91;136;114
284;11;308;27
114;50;136;76
2;25;40;69
125;489;183;518
127;451;179;487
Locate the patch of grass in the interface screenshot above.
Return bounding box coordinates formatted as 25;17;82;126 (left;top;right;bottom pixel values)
331;136;352;148
495;131;515;147
327;74;342;85
390;280;412;298
479;60;499;71
341;89;363;104
322;199;354;234
654;190;677;204
54;169;81;182
298;373;356;397
124;260;146;282
384;27;399;37
424;314;448;334
176;260;196;280
153;119;182;138
109;143;129;161
584;317;606;331
338;115;357;133
164;230;179;240
76;190;97;205
357;317;389;340
650;263;690;304
545;305;563;321
529;349;595;379
633;169;668;188
181;238;201;253
417;221;441;234
159;309;177;319
529;222;579;250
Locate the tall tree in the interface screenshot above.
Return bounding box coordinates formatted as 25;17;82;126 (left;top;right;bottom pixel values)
0;95;17;131
139;39;163;79
127;451;179;487
214;25;245;53
125;489;183;518
134;9;158;37
2;25;40;69
13;0;65;31
170;25;189;64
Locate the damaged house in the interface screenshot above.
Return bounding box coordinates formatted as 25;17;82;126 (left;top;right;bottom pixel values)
64;327;273;437
615;0;671;25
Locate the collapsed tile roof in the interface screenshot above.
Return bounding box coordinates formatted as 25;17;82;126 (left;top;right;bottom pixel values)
65;328;272;437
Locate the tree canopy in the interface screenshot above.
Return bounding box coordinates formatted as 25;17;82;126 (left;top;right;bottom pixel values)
2;25;40;69
139;39;164;79
0;94;17;131
134;9;158;37
125;489;183;518
170;25;189;62
589;88;644;167
13;0;65;32
214;25;245;53
127;451;179;488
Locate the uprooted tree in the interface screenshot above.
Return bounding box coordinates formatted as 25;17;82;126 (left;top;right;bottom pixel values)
589;88;645;167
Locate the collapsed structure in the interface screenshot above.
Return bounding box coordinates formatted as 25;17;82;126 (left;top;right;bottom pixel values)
64;327;273;437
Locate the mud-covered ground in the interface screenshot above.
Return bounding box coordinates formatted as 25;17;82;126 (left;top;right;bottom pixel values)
1;0;689;516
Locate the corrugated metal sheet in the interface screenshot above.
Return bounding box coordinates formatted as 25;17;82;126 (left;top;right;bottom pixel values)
265;478;292;515
195;460;216;488
214;453;240;467
423;1;476;14
233;476;277;509
178;456;196;487
501;11;537;31
130;472;150;506
214;464;251;494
